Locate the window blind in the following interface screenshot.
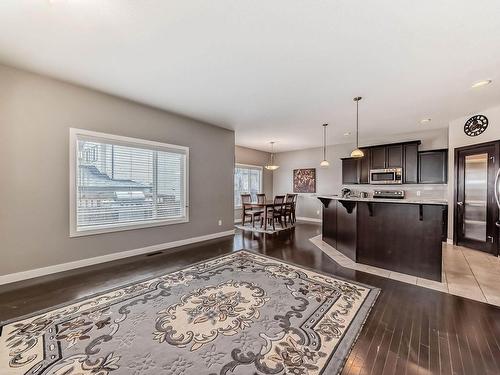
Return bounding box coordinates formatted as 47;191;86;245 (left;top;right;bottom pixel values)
234;164;262;207
73;131;188;234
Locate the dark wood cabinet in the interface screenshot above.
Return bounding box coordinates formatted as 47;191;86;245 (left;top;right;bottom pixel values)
322;199;337;249
319;197;445;281
370;144;403;169
387;144;403;168
357;202;444;281
403;143;419;184
340;140;442;185
359;148;371;184
370;146;386;169
342;158;359;184
418;149;448;184
342;151;370;185
336;200;357;262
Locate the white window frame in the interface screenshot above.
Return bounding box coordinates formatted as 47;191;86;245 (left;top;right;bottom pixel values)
69;128;189;237
234;163;264;209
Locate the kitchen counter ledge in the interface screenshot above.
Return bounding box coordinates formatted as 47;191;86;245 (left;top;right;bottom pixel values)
316;195;447;206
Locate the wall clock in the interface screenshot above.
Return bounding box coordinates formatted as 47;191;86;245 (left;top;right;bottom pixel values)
464;115;488;137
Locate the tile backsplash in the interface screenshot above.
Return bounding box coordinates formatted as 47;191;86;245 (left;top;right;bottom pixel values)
342;184;448;200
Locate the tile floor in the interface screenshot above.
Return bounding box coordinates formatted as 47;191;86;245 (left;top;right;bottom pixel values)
310;235;500;307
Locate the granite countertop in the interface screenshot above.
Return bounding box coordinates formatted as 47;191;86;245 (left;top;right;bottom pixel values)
316;195;448;205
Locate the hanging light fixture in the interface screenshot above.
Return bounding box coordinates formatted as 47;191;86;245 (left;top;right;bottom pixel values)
320;123;330;167
265;141;280;170
350;96;364;158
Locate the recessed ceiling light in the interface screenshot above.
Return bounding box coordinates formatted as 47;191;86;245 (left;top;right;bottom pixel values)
471;80;492;88
343;132;351;136
420;118;432;124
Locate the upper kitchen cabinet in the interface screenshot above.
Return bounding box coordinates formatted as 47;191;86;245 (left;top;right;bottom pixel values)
341;140;428;185
359;148;371;184
403;143;419;184
370;146;386;169
418;149;448;184
342;157;360;184
387;144;403;167
370;144;404;169
342;149;370;184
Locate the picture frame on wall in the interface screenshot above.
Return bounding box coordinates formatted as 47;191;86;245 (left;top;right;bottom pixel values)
293;168;316;193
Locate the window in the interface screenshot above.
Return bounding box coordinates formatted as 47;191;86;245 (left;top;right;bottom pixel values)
70;129;189;236
234;164;263;207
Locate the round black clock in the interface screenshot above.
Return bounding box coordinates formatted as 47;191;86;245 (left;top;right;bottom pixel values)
464;115;488;137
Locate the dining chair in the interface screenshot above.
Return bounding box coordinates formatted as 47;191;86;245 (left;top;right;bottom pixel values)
284;194;297;225
256;193;266;204
241;194;263;227
266;195;286;230
292;194;298;224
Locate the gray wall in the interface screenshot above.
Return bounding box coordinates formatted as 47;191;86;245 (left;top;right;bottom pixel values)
273;143;353;220
0;64;235;276
234;146;273;221
273;128;449;221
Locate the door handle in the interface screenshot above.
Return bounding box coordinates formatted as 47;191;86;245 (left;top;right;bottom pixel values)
494;168;500;208
457;202;464;206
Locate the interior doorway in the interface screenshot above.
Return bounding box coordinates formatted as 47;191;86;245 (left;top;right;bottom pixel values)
454;142;499;255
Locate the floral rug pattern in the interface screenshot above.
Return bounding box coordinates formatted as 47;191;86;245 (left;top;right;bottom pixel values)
0;251;379;375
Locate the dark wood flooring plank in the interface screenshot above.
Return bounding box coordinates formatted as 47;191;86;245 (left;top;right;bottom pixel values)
0;223;499;375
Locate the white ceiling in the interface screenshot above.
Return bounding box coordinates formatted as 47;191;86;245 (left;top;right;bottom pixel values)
1;1;500;152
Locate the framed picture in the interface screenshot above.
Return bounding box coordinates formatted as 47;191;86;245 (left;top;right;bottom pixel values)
293;168;316;193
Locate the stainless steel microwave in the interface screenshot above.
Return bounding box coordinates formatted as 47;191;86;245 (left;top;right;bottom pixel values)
369;168;402;184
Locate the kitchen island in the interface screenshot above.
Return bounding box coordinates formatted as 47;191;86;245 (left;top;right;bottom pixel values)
317;196;447;282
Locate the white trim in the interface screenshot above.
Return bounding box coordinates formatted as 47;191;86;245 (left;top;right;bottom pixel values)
296;216;322;223
446;238;453;245
0;230;235;286
234;218;242;223
69;128;190;237
235;162;263;170
234;163;264;208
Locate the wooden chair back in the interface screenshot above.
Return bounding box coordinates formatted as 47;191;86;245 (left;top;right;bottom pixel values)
273;195;286;211
241;194;252;215
240;194;252;204
285;194;295;205
256;194;266;204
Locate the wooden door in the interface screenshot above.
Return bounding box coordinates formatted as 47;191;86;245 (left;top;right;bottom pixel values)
455;144;498;254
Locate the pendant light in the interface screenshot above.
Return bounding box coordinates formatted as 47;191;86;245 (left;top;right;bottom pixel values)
320;123;330;167
265;141;280;170
350;96;364;158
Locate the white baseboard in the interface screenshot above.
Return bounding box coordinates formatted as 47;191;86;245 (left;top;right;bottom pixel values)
234;218;242;223
296;216;322;223
446;238;453;245
0;230;235;286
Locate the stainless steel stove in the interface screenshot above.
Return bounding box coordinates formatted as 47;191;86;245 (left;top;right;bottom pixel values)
373;190;405;199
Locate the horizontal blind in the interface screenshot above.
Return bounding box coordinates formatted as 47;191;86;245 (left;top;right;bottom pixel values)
234;165;262;206
76;135;187;232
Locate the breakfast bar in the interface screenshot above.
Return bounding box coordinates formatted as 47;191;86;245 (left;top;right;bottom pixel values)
317;196;448;282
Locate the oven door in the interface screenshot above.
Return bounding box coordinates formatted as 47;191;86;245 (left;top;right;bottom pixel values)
370;169;401;184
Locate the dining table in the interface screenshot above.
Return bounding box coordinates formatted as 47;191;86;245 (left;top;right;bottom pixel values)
242;201;282;231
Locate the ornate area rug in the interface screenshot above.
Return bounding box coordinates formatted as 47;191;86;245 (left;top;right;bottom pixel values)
235;223;295;234
0;251;379;375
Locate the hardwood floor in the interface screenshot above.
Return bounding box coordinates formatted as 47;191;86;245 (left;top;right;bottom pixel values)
1;222;499;374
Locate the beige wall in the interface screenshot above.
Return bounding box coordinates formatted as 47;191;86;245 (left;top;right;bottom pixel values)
273;128;449;221
234;146;273;220
0;64;235;276
447;104;500;239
